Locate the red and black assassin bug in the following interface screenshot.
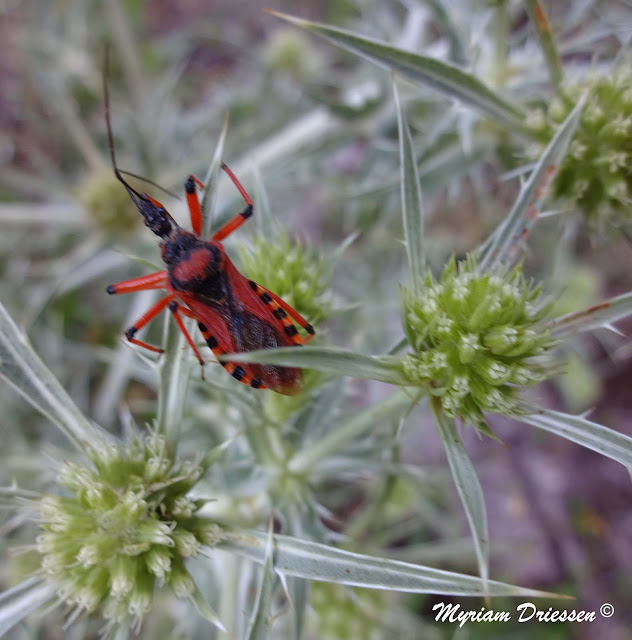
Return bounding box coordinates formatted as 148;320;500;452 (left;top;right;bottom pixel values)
103;65;314;395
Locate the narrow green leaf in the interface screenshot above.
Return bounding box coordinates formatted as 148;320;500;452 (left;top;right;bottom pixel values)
0;486;42;506
247;523;276;640
0;301;94;450
252;166;278;241
188;584;228;634
218;530;565;599
425;0;468;66
288;576;309;640
220;109;339;205
525;1;563;91
201;113;229;239
552;291;632;338
219;346;409;385
0;577;56;637
480;95;585;269
523;409;632;468
268;11;524;127
431;401;489;593
200;435;238;472
394;80;425;291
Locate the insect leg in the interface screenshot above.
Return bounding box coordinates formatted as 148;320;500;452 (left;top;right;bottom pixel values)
124;293;175;353
185;175;205;236
168;301;206;379
211;163;254;242
106;271;168;295
247;280;315;344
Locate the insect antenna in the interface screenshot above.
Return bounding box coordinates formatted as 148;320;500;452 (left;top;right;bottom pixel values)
103;45;177;239
116;169;180;201
103;47;146;207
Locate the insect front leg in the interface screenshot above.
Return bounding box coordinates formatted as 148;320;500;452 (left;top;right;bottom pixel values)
185;175;205;237
106;270;168;295
211;163;254;242
123;293;175;353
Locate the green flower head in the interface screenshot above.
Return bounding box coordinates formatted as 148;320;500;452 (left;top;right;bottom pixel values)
400;257;556;430
527;64;632;228
263;27;324;81
79;170;140;236
37;431;220;629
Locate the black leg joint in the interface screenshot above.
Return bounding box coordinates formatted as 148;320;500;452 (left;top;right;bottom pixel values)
284;325;299;338
106;285;116;295
241;204;253;219
168;301;178;312
125;327;137;340
185;175;196;194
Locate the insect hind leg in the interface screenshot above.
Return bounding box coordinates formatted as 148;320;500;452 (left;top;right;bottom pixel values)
123;294;175;353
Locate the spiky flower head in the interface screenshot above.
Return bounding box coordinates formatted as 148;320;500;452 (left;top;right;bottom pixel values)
238;230;331;331
400;257;556;431
37;431;222;629
527;65;632;228
263;27;323;81
79;170;140;236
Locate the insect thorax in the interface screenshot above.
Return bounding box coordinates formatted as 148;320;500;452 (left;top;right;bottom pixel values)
163;232;225;298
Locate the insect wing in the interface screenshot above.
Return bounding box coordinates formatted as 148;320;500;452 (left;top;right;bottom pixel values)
182;266;303;395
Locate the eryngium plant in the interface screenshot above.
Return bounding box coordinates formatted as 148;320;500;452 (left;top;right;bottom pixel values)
37;432;216;629
227;10;632;602
401;258;555;430
528;65;632;228
3;4;632;639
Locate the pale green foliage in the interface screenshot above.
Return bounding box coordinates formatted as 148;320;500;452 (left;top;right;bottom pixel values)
263;27;324;81
3;1;632;639
308;582;388;640
79;170;141;237
528;64;632;226
36;431;224;630
401;257;555;429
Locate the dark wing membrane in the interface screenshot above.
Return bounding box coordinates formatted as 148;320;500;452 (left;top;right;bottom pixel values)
232;308;303;394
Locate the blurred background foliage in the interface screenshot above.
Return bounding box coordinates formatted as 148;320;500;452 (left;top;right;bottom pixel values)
1;0;631;638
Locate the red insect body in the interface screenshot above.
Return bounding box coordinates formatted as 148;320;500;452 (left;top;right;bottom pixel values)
103;68;313;394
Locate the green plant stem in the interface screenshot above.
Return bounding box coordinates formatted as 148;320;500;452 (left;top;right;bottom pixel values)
490;0;509;88
244;419;286;468
156;313;193;455
288;389;415;474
